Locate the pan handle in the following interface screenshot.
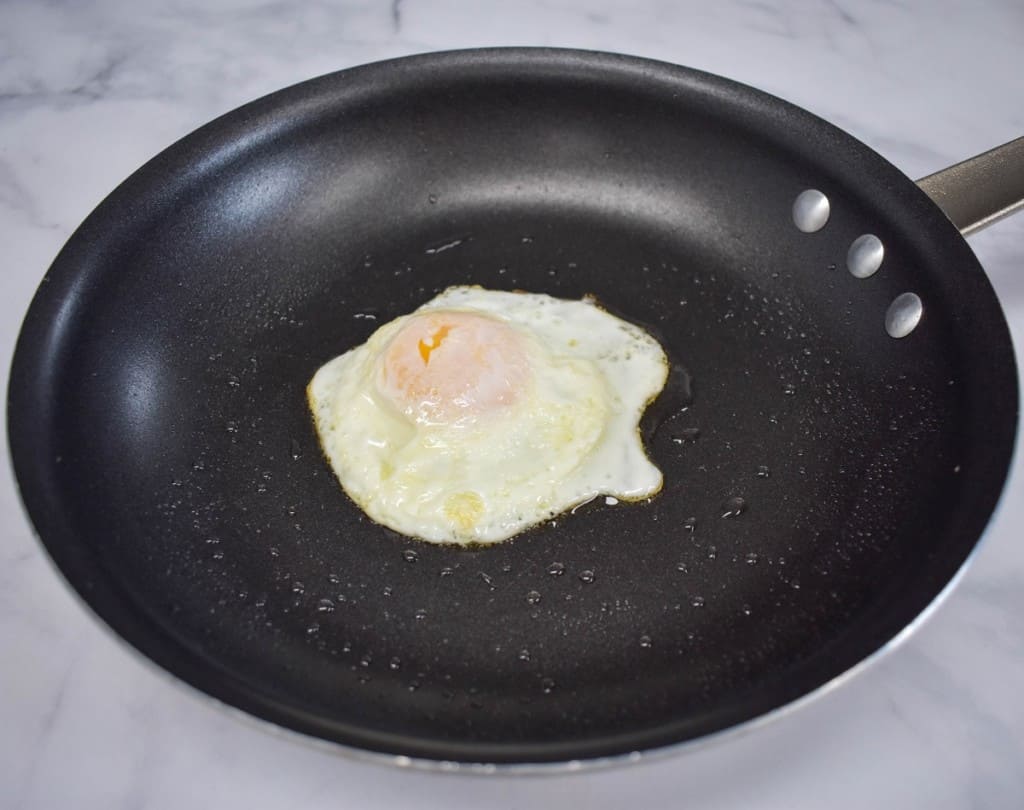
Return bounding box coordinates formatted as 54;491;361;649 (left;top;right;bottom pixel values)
916;137;1024;235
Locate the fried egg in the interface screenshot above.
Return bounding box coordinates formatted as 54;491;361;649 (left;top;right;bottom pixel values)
307;286;669;544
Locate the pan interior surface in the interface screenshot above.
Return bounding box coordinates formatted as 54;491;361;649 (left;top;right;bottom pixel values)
8;50;1017;764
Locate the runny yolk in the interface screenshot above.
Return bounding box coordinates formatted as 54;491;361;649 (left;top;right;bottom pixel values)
417;325;452;365
378;310;530;424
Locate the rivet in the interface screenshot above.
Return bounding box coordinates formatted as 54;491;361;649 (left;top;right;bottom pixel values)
847;234;884;278
885;293;923;338
792;189;830;233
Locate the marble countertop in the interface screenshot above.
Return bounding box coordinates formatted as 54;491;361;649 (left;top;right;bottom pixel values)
3;1;1023;808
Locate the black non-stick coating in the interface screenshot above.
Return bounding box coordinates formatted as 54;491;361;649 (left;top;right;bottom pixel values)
8;50;1018;764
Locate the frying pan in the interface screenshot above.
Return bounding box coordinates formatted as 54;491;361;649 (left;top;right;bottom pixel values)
7;49;1021;767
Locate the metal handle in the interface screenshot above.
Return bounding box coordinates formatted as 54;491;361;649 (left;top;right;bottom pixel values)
916;137;1024;235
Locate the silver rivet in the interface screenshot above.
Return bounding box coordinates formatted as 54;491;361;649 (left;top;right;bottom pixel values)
885;293;923;338
792;189;830;232
847;234;884;278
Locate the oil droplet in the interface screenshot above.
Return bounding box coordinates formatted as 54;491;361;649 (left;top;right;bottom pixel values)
540;677;555;694
639;635;653;648
402;549;419;563
518;649;531;662
383;586;393;598
721;496;747;518
269;547;280;557
690;595;705;608
317;598;336;613
742;604;752;616
428;193;438;204
676;561;689;573
291;581;306;594
290;439;302;460
414;608;427;620
306;622;320;635
756;465;770;478
359;654;372;667
578;570;595;584
328;573;341;584
745;552;759;565
389;657;401;670
439;566;454;577
672;427;701;444
683;517;697;533
526;590;542;605
424;238;464;256
648;363;695;442
547;562;565;577
478;572;495;589
783;383;796;396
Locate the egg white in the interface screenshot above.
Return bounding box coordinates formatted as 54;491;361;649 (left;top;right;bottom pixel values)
308;286;669;544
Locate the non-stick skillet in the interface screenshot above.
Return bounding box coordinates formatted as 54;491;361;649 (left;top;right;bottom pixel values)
7;49;1021;767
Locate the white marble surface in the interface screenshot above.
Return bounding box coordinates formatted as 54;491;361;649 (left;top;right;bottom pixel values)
3;1;1023;807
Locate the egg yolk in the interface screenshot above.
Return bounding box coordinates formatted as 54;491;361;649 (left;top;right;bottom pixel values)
377;310;530;425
